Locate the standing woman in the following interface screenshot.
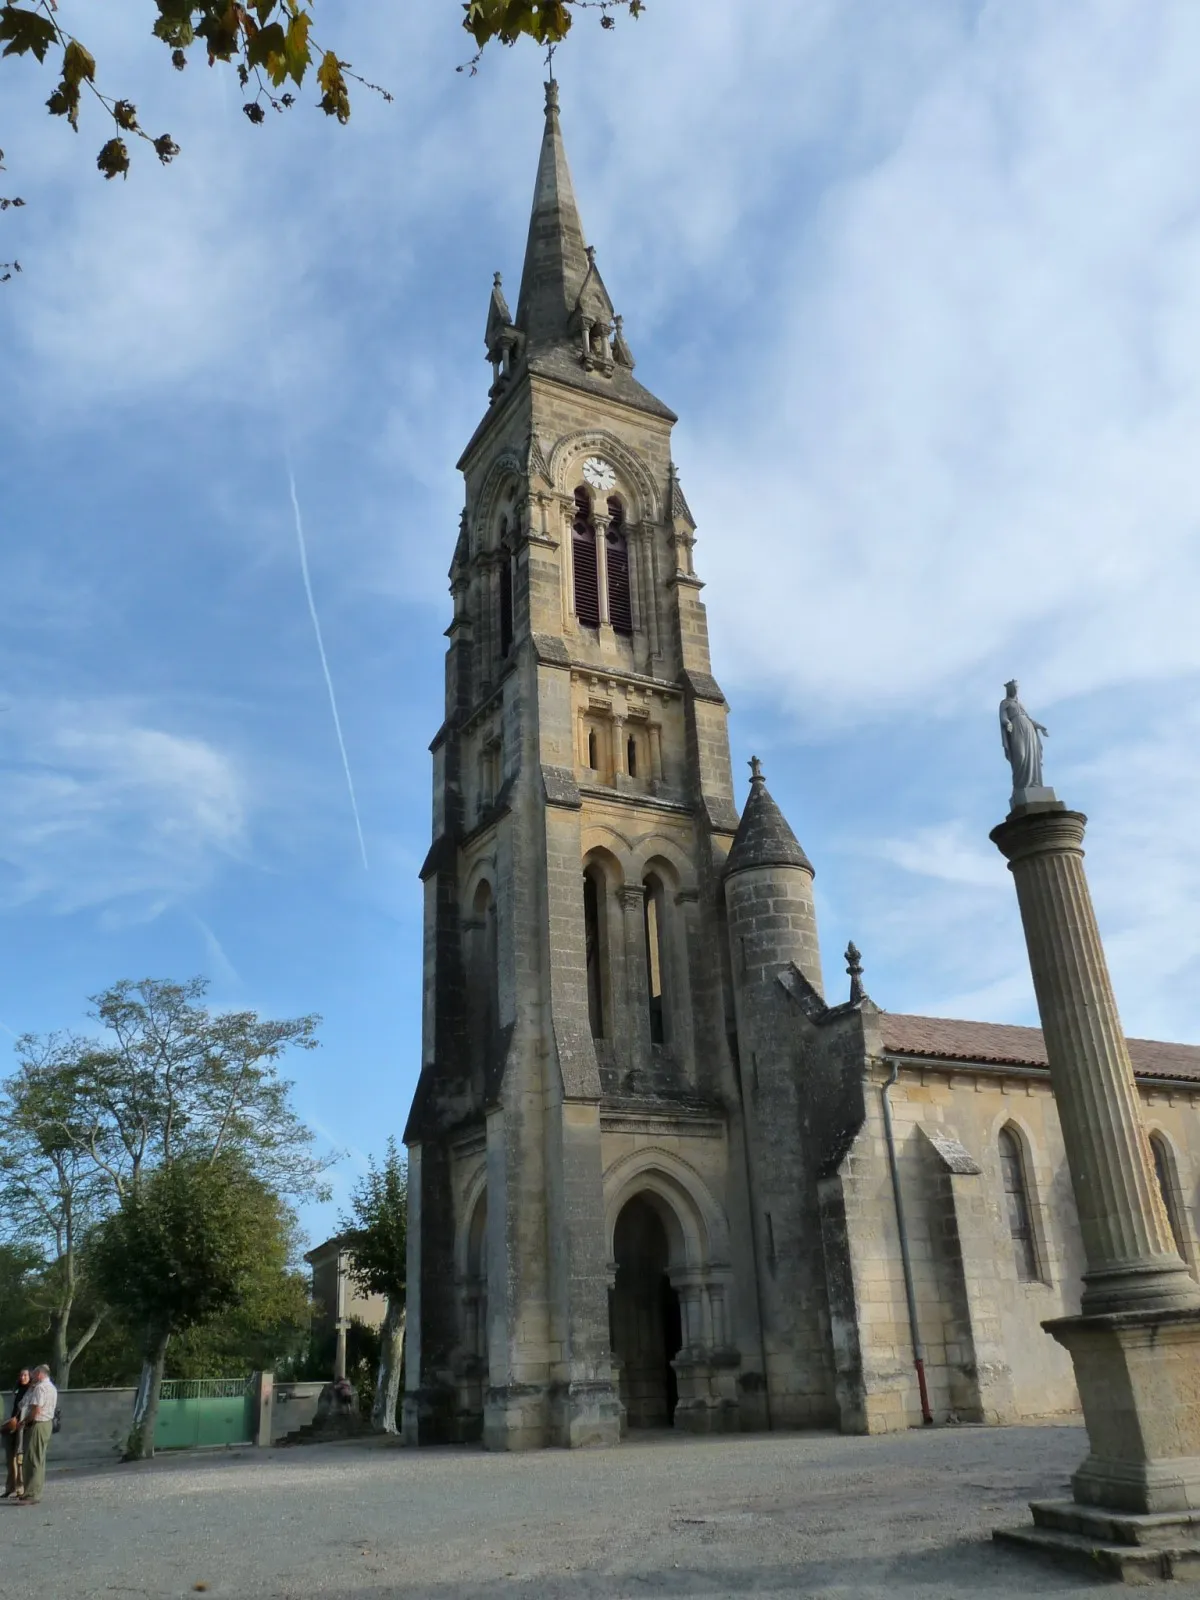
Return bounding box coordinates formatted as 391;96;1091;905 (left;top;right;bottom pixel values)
3;1368;30;1498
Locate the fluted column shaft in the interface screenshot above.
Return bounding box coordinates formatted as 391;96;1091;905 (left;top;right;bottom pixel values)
991;806;1199;1316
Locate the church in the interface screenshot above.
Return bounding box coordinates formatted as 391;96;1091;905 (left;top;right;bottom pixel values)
401;83;1200;1450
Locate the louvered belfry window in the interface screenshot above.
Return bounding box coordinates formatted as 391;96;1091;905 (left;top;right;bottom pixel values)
572;488;600;627
606;496;633;635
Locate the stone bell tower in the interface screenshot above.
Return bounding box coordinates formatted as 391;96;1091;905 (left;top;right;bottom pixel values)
402;80;751;1450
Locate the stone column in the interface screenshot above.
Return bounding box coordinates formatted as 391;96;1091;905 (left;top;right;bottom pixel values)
618;883;653;1078
990;805;1196;1319
594;514;611;627
991;798;1200;1521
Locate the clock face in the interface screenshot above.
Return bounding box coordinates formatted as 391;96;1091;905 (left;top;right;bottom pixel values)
582;456;616;493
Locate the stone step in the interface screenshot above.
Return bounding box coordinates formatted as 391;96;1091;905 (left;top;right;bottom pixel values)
995;1524;1200;1583
1031;1498;1200;1549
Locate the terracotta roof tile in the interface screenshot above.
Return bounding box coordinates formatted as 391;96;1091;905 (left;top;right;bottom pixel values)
878;1012;1200;1084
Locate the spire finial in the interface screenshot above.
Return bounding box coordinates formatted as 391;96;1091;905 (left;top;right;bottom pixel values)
544;75;559;114
493;270;502;287
749;755;764;786
845;941;864;1004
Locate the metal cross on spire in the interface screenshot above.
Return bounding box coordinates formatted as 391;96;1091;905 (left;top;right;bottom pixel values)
545;39;556;80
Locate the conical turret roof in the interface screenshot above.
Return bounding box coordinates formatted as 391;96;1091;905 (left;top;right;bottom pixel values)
725;758;814;877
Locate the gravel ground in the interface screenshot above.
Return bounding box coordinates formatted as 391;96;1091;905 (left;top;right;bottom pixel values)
0;1424;1164;1599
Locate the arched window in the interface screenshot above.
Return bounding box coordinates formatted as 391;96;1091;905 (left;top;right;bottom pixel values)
572;487;600;627
643;874;667;1044
606;497;633;635
587;728;599;769
583;867;606;1038
998;1126;1039;1282
498;519;513;658
1150;1133;1187;1258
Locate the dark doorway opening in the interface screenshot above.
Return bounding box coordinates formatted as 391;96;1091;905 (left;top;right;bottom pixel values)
611;1194;683;1427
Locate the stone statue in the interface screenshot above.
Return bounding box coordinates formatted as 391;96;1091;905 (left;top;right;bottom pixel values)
999;679;1050;800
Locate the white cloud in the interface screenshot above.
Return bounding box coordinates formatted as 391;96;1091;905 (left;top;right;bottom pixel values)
664;1;1200;726
875;820;1006;889
0;700;248;916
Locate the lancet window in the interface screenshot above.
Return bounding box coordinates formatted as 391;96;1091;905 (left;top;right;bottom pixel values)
998;1125;1040;1283
606;496;633;635
498;518;514;657
583;866;607;1039
643;875;667;1044
1150;1133;1187;1259
572;487;600;627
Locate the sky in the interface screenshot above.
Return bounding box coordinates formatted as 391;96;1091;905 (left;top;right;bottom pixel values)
3;0;1199;1247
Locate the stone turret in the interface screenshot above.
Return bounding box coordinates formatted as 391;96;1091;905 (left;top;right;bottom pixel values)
721;757;833;1429
723;757;823;1001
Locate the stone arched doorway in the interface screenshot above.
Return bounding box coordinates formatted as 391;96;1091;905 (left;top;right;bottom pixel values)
610;1194;684;1427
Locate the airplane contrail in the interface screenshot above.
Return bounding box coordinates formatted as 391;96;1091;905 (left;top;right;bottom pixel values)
286;462;369;870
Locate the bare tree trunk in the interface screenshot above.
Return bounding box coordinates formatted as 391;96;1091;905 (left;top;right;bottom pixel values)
371;1299;405;1434
125;1330;170;1461
49;1308;71;1391
64;1309;107;1390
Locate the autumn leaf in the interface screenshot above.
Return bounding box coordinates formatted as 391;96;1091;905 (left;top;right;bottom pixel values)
0;5;58;63
96;136;130;179
316;49;349;123
282;8;309;84
245;18;286;78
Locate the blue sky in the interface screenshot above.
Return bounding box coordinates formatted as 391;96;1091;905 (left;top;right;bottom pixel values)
3;0;1200;1246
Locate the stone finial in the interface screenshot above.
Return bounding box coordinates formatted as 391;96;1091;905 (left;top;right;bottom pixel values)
749;755;764;786
845;941;864;1004
545;79;559;115
493;271;502;287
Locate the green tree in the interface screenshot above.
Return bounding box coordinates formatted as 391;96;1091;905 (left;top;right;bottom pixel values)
166;1218;311;1379
0;977;330;1407
340;1137;407;1433
0;1034;112;1386
90;1152;296;1457
0;1242;49;1383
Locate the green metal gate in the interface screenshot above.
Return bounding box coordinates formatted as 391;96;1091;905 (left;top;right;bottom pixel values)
155;1377;256;1450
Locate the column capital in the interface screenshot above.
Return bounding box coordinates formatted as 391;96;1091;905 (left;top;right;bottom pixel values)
990;805;1087;867
617;884;646;911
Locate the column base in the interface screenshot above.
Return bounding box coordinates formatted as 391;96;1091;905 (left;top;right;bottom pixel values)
995;1501;1200;1583
483;1380;622;1450
482;1383;551;1451
550;1379;623;1449
673;1350;742;1434
1046;1308;1200;1514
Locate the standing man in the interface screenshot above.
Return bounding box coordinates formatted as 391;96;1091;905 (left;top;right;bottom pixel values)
11;1365;56;1505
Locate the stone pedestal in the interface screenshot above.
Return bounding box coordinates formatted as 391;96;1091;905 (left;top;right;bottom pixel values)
1047;1309;1200;1514
990;800;1200;1577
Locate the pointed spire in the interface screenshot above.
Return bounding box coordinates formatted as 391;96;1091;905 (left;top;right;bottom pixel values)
515;80;594;350
486;271;511;342
725;758;814;878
